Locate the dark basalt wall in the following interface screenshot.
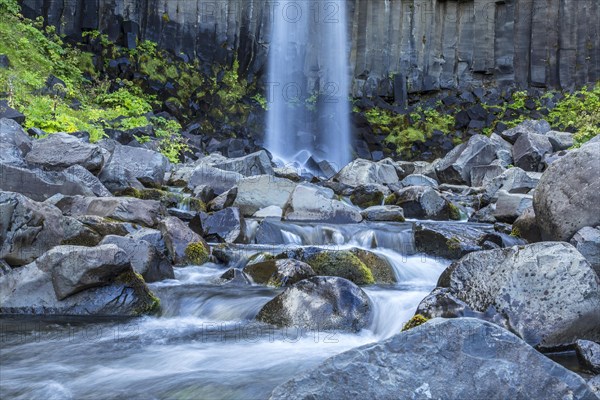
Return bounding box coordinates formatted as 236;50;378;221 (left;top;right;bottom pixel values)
20;0;600;96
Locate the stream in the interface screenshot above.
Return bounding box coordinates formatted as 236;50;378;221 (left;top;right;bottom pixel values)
0;221;450;400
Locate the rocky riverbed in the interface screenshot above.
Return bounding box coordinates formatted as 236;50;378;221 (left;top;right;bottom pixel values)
1;116;599;398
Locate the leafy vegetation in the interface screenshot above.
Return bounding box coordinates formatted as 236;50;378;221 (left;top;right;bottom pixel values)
548;83;600;146
402;314;429;331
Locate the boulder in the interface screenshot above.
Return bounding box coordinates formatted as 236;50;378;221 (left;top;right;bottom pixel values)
469;203;497;223
588;375;600;395
512;132;553;172
207;187;237;212
414;222;493;259
270;318;596;400
0;191;65;265
575;340;600;374
546;130;574;151
349;184;388;208
99;235;174;282
0;247;159;316
232;175;296;216
25;133;105;173
435;135;497;185
253;206;283;219
193;207;246;243
512;207;542;242
256;276;371;331
53;196;164;227
304;250;375;285
187;165;242;195
283;183;362;224
360;205;405;222
212;150;274;176
350;248;396;284
470;165;506;187
63;165;112;197
0;163;102;201
385;186;459;221
417;242;600;349
99;140;170;188
220;268;252;285
0;101;25;124
396;160;437;180
499;119;551;144
158;216;208;265
126;228;167;255
534;141;600;241
493;190;533;223
334;158;399;187
478;231;527;250
399;173;439;189
483;167;540;203
0;118;31;166
244;259;315;287
570;227;600;276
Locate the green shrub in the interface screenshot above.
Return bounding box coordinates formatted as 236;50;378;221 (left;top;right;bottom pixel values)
402;314;429;331
548;83;600;146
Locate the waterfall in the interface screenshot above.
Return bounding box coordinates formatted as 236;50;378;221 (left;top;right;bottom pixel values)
266;0;351;172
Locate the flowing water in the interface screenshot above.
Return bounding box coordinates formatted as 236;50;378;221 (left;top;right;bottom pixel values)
0;221;449;399
265;0;351;172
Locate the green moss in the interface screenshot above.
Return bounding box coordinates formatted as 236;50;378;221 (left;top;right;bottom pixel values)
384;194;397;206
446;236;461;250
350;191;384;208
185;242;209;265
448;202;462;221
510;226;521;238
402;314;429;331
115;270;161;315
548;83;600;146
350;249;396;284
306;250;375;286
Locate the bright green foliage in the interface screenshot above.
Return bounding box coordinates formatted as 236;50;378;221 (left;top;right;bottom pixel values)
185;242;210;265
402;314;429;331
0;0;20;15
365;106;454;157
548;83;600;146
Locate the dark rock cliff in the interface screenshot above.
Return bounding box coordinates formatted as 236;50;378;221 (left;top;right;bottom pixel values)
20;0;600;96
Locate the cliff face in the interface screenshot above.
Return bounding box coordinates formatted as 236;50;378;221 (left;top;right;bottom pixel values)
21;0;600;96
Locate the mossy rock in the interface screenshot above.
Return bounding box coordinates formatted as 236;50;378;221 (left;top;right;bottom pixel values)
246;252;278;266
114;270;161;315
402;314;429;331
350;190;384;209
305;251;375;286
244;259;315;287
185;241;210;265
350;248;396;284
118;188;205;212
448;202;462;221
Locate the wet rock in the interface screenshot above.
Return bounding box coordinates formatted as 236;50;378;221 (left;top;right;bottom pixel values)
304;250;374;285
499;119;551;144
232;175;296;216
570;227;600;276
334;158;399;187
512;132;553;172
350;248;396;284
212;150;274;176
534;141;600;241
244;259;315;287
270;318;596;400
360;205;405;222
417;242;600;349
99;140;170;189
349;184;388;208
477;232;526;250
283;183;362;224
99;235;174;282
256;276;371;331
207;187;237;212
414;222;492;259
546;131;574;151
53;195;165;227
194;207;246;243
435;135;497;185
588;375;600;395
399;174;438;189
25;133;105;173
385;186;459;221
220;268;252;285
0;192;67;265
159;216;208;265
493;190;533;223
469;204;497;223
575;340;600;374
512;207;541;242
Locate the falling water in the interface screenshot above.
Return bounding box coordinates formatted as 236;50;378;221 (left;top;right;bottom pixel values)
266;0;351;172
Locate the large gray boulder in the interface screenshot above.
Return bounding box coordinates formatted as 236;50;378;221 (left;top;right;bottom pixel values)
212;150;274;176
283;183;362;223
499;119;551;144
53;195;165;227
534;141;600;241
414;222;493;259
63;165;112;197
99;235;174;282
546;130;574;151
470;164;506;187
360;205;405;222
512;207;542;242
493;190;533;223
193;207;246;243
0;118;31;166
186;164;242;195
0;163;103;201
270;318;596;400
99;140;170;188
435;135;497;185
575;339;600;374
483;167;540;203
256;276;371;331
570;226;600;276
0;191;65;265
25;133;105;173
512;132;553;172
0;246;159;316
334;158;399;187
416;242;600;349
244;259;315;287
385;186;459;221
158;216;208;265
399;174;438;189
233;175;296;216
